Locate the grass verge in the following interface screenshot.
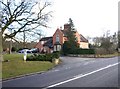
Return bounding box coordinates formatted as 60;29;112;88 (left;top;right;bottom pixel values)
96;52;120;58
2;53;55;79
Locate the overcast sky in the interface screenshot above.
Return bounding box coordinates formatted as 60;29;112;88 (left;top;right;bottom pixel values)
44;0;119;38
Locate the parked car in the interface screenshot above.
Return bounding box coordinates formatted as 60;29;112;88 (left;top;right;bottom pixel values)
18;49;32;53
30;48;39;53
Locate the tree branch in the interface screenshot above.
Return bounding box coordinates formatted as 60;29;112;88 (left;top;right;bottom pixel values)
1;0;52;40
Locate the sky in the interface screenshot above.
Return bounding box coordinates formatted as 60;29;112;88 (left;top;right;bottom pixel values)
44;0;119;38
2;0;119;42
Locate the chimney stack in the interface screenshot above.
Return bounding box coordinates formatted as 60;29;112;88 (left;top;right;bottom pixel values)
64;24;70;31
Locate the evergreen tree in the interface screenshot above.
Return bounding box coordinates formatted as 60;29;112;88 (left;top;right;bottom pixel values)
62;18;79;55
67;18;78;48
68;18;74;30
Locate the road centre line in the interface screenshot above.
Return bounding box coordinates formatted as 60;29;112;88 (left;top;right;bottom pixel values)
44;62;119;89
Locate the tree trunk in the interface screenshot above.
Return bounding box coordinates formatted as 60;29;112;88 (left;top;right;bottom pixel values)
0;31;3;61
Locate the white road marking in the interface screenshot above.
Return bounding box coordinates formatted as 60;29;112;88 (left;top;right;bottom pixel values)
83;61;95;65
65;67;71;69
49;69;60;72
65;67;68;69
73;74;83;78
44;62;119;89
83;62;89;65
54;69;59;72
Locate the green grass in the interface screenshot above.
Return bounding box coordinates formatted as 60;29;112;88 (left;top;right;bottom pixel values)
96;52;120;58
2;53;55;79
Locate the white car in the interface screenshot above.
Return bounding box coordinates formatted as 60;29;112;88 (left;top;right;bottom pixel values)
18;49;32;53
30;48;39;53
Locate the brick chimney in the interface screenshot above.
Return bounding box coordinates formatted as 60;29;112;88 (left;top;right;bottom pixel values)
64;24;70;31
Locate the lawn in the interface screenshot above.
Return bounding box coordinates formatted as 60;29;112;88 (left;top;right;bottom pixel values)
96;52;120;58
2;53;55;79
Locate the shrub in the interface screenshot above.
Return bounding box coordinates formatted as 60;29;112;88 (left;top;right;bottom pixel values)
53;51;60;59
95;48;116;55
27;55;36;61
68;48;95;55
11;47;17;52
26;52;60;62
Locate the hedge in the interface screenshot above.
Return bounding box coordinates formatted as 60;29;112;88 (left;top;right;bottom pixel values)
26;52;60;62
68;48;95;54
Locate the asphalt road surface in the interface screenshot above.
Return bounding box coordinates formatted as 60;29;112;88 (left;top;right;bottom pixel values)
2;56;120;89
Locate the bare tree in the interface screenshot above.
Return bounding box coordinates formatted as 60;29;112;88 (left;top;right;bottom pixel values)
0;0;52;54
94;30;118;54
92;37;102;47
1;0;52;38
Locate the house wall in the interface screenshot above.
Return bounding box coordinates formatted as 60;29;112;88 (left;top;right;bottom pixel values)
74;31;81;44
35;25;89;53
64;24;71;31
63;37;68;42
44;46;53;53
53;28;64;45
35;42;53;53
80;42;89;49
34;41;43;52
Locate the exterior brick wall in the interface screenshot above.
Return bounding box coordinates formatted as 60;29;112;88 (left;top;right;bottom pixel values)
74;31;81;44
35;24;89;53
35;41;43;52
53;28;64;45
80;42;89;49
63;37;68;42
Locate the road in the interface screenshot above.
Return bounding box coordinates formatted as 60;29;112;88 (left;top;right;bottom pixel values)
2;56;120;88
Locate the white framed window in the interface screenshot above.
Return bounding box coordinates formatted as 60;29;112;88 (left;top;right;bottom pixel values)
57;45;61;51
41;41;44;44
54;46;56;51
56;34;60;42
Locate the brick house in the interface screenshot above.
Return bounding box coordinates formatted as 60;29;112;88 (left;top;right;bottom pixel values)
35;37;53;53
35;24;89;53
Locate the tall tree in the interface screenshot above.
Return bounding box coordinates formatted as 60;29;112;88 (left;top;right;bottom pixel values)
68;18;75;31
0;3;3;61
62;18;79;54
67;18;78;48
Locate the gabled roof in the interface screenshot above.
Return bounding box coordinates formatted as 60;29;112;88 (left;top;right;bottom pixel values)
61;30;67;36
61;29;88;43
43;37;53;48
80;34;88;42
40;37;52;41
61;30;77;36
